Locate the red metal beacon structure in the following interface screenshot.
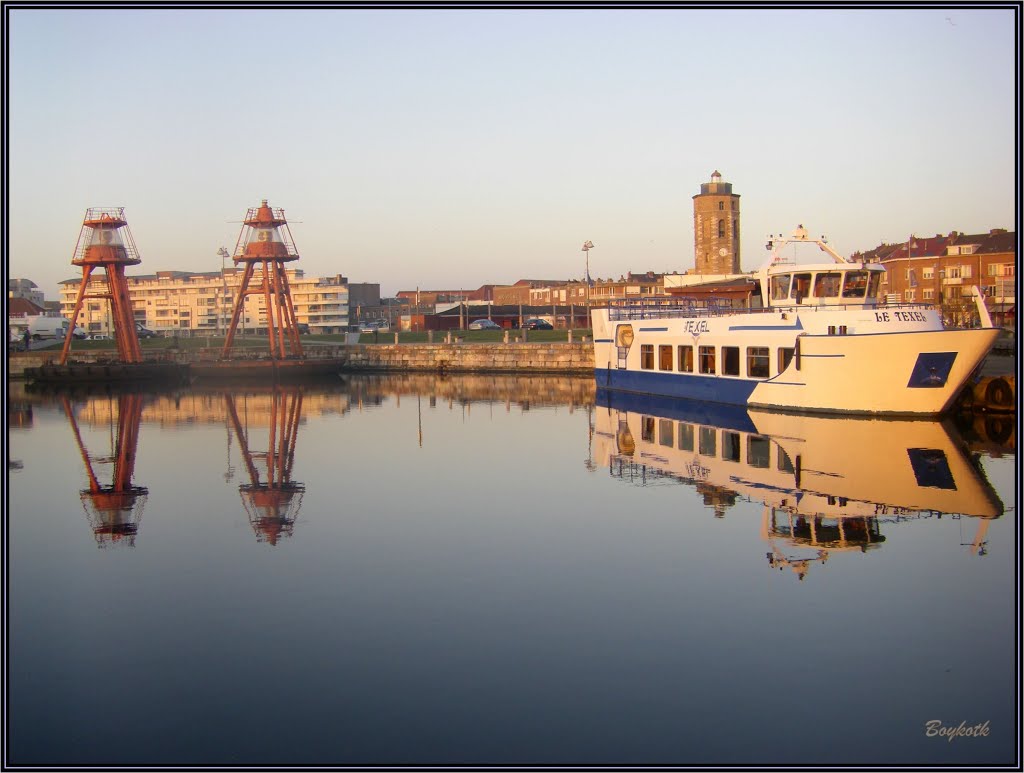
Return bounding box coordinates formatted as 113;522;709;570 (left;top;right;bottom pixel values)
221;200;304;360
60;208;143;365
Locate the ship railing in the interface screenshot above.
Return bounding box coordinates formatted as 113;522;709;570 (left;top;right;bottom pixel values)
606;297;938;321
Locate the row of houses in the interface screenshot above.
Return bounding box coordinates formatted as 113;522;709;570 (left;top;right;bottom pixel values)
8;229;1016;336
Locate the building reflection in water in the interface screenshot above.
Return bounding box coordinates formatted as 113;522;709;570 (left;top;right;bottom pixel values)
592;391;1005;580
62;393;148;548
225;386;306;546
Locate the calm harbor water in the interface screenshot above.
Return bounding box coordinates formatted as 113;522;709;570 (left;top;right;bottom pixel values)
6;375;1018;767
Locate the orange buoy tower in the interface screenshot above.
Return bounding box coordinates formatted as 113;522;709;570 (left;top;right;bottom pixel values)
62;393;148;548
61;208;143;365
225;387;305;545
222;200;304;359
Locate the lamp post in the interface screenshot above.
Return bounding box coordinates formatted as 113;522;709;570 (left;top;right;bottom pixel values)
582;240;595;322
217;247;231;337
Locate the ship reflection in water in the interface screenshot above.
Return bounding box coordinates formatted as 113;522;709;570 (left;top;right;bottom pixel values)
593;390;1004;579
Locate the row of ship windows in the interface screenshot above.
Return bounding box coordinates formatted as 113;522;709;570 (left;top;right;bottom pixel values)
638;344;794;379
639;417;795;472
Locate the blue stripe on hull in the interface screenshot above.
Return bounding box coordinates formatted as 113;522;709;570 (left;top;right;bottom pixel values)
594;367;759;407
595;387;760;433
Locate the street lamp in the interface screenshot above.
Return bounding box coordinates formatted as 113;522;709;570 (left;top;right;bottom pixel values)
217;247;231;337
582;240;595;322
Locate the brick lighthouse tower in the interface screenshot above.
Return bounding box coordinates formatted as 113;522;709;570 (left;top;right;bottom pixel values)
693;170;741;274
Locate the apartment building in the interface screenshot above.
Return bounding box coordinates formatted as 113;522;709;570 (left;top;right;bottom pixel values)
59;268;350;336
871;229;1016;326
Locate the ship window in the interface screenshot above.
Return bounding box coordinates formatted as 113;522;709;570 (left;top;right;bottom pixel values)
792;273;812;301
699;345;716;374
841;271;869;299
722;431;741;462
678;345;694;372
659;344;673;371
748;436;770;469
779;347;794;373
699;427;717;457
659;419;674;448
642;416;655;442
867;272;881;297
722;346;740;376
770;274;791;300
814;272;841;298
640;344;654;369
678;423;694;451
747;347;770;378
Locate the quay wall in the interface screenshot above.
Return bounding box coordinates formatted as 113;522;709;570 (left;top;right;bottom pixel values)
6;343;596;378
341;343;594;374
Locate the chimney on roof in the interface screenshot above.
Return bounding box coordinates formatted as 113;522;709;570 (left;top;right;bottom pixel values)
990;228;1007;235
948;231;959;239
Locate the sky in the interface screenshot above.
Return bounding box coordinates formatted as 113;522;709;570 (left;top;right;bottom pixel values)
6;5;1019;301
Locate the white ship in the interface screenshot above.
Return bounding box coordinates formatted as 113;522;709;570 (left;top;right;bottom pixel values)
590;226;1000;416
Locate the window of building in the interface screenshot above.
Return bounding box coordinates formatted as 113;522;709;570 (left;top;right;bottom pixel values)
905;289;916;301
722;346;740;376
923;267;935;280
947;266;961;279
962;265;972;278
722;431;741;462
678;423;694;452
779;347;794;373
923;288;934;300
698;427;717;457
699;345;716;374
747;347;770;378
678;345;694;372
659;344;673;371
718;219;725;238
659;419;674;448
719;201;724;211
640;344;654;370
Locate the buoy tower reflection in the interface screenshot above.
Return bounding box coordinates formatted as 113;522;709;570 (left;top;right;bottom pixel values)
63;394;147;548
225;387;306;545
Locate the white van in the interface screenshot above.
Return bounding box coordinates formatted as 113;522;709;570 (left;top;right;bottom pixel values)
26;316;70;341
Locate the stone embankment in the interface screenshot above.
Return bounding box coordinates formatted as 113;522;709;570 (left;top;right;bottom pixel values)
341;342;593;375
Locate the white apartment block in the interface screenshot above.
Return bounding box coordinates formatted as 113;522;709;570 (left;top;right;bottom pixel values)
59;268;350;336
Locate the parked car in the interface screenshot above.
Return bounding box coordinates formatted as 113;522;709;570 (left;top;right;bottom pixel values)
70;328;89;340
468;319;501;330
360;320;389;333
87;334;110;341
297;323;310;335
135;325;158;338
522;318;553;330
